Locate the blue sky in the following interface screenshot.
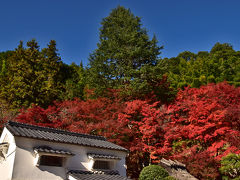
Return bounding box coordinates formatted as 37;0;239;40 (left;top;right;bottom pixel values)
1;0;240;65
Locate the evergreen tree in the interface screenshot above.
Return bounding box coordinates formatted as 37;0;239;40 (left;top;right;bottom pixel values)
0;40;64;109
41;40;64;104
0;51;13;76
62;61;86;100
2;40;40;108
87;6;162;96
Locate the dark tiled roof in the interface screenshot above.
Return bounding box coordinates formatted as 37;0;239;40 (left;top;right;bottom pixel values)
6;121;127;152
34;146;74;156
68;170;130;180
88;153;121;160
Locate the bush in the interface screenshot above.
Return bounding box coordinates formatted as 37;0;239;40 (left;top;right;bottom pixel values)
207;75;215;83
220;153;240;179
139;165;169;180
191;78;201;88
163;176;177;180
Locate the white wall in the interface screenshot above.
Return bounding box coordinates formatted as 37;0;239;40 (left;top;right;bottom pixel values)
11;136;127;180
68;175;77;180
0;128;17;180
12;145;66;180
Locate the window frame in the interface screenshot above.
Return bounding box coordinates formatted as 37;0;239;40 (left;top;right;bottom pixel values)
38;155;64;167
93;160;111;170
34;150;73;167
0;142;9;162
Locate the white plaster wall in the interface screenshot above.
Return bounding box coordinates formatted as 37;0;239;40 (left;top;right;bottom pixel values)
66;144;127;176
68;175;77;180
0;128;17;180
12;136;127;180
12;137;67;180
12;146;66;180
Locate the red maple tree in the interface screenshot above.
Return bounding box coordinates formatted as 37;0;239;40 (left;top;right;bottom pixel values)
158;82;240;179
11;82;240;179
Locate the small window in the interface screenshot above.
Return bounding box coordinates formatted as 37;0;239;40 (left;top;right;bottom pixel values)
1;143;9;155
3;135;9;155
39;155;63;167
0;142;9;160
93;160;110;170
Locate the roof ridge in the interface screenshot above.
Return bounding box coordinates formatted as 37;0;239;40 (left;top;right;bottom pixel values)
6;121;106;141
87;153;121;160
68;169;120;175
68;170;94;175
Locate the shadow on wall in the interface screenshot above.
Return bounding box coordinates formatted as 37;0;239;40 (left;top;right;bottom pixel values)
38;165;67;180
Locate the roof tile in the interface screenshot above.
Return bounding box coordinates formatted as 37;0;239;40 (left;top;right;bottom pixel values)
88;153;121;160
6;121;127;152
68;170;131;180
34;146;74;155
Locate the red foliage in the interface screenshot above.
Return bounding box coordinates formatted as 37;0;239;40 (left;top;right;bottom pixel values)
118;100;167;158
12;82;240;179
158;82;240;179
17;105;57;127
15;96;166;178
15;96;144;178
17;97;125;139
116;100;170;178
183;151;220;179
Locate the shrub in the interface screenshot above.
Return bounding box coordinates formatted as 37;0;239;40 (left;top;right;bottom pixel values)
139;165;169;180
220;153;240;179
163;176;177;180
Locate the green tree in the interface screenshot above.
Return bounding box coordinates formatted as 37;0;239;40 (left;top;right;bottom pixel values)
209;43;240;86
1;40;40;108
40;40;64;104
87;6;162;96
0;51;13;76
62;61;86;100
161;42;240;89
177;51;196;62
0;40;64;109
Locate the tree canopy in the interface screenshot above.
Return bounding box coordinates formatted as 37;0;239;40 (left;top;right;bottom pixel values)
161;43;240;89
87;6;162;96
0;40;65;109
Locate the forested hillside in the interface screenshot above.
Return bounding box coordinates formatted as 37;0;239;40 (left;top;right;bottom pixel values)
0;6;239;180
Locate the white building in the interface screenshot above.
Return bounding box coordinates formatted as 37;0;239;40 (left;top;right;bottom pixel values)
0;121;129;180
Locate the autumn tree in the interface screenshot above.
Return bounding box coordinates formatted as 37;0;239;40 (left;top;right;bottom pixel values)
116;99;169;178
9;82;240;179
15;90;126;137
158;82;240;179
13;92;165;179
87;6;162;96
